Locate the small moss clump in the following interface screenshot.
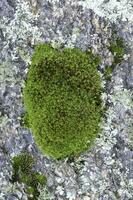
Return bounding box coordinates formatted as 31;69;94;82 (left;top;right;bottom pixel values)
103;65;113;81
109;37;124;65
11;152;46;200
20;112;30;128
23;44;103;159
104;36;125;81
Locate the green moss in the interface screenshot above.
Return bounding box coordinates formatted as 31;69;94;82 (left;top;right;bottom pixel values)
109;37;125;65
103;66;113;81
11;152;46;200
104;36;125;81
23;43;104;159
20;112;30;128
12;152;34;183
35;173;47;185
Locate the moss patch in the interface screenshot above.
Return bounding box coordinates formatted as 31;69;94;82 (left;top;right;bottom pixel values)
20;112;30;128
103;65;113;81
109;37;125;66
11;152;46;200
104;36;125;81
23;44;104;159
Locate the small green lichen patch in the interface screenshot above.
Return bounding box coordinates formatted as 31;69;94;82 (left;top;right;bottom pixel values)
11;152;46;200
23;43;104;159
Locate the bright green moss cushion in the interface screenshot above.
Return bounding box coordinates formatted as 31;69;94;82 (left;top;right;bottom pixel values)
23;44;103;159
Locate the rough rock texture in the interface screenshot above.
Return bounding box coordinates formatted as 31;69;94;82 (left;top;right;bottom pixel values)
0;0;133;199
78;0;133;22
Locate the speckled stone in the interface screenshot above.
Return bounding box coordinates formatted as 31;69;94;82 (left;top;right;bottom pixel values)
0;0;133;200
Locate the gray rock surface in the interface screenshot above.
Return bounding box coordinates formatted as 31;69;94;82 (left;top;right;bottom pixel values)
0;0;133;199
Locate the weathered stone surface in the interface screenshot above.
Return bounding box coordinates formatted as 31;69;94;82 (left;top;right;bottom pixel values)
0;0;133;199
